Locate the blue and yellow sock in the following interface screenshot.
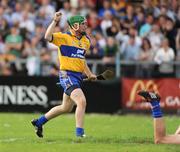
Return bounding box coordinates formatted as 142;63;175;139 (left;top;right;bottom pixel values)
150;100;162;118
76;127;84;137
35;115;48;127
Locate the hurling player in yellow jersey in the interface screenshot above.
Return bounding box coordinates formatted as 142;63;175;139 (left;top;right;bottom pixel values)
31;12;96;138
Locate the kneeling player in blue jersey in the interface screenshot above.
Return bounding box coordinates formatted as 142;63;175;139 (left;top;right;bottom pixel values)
138;90;180;144
31;12;96;138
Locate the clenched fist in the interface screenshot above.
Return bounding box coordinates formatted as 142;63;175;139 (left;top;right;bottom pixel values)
53;12;62;23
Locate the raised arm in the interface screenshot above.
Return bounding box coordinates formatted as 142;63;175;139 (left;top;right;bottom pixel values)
44;12;62;41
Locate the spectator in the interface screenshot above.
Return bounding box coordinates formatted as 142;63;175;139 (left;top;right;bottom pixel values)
102;37;118;64
86;0;97;10
0;17;10;41
142;0;155;15
23;39;40;76
87;10;101;34
128;27;142;46
119;26;142;48
100;10;113;36
154;38;175;77
138;38;154;77
175;28;180;77
58;0;71;29
121;35;141;77
122;4;136;30
164;17;177;54
148;24;164;52
0;5;11;26
5;25;23;58
155;4;175;21
158;15;167;33
86;36;104;59
98;0;116;18
23;1;35;19
39;0;55;18
35;8;51;28
79;0;90;17
106;17;120;37
0;35;5;54
112;0;127;19
95;31;106;49
70;0;78;8
11;2;23;25
139;13;154;37
168;0;179;13
19;11;35;34
139;38;154;61
135;11;145;33
176;28;180;57
32;24;47;50
175;6;180;28
121;35;141;61
40;49;52;76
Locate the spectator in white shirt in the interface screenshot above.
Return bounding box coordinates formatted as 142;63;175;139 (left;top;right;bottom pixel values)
148;24;164;53
19;11;35;33
154;38;175;77
100;10;113;36
39;0;55;19
11;2;23;25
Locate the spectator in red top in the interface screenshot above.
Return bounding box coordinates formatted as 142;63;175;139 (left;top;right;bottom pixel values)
87;10;101;34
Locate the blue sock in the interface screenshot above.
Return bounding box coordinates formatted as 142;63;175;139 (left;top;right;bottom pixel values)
36;115;48;127
150;100;162;118
76;127;84;137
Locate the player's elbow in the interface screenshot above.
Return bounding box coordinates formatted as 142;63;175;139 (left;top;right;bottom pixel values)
44;35;49;41
44;35;52;42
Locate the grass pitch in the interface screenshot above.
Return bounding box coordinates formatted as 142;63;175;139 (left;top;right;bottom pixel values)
0;113;180;152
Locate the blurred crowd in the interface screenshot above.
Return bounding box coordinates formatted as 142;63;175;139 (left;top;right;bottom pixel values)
0;0;180;77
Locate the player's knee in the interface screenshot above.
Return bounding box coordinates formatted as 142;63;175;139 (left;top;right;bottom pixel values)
154;138;161;144
63;108;71;113
66;106;73;113
62;106;72;113
76;97;86;108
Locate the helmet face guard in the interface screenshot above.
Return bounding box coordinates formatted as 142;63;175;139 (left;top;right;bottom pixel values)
67;15;86;31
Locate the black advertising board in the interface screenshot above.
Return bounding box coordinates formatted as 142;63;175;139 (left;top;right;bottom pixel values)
0;76;120;113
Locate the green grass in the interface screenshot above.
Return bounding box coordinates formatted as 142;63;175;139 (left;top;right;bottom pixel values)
0;113;180;152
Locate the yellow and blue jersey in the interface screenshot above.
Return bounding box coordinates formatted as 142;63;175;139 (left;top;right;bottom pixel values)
50;30;90;95
50;30;90;73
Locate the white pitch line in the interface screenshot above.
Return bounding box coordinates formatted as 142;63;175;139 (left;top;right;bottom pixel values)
0;138;24;143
